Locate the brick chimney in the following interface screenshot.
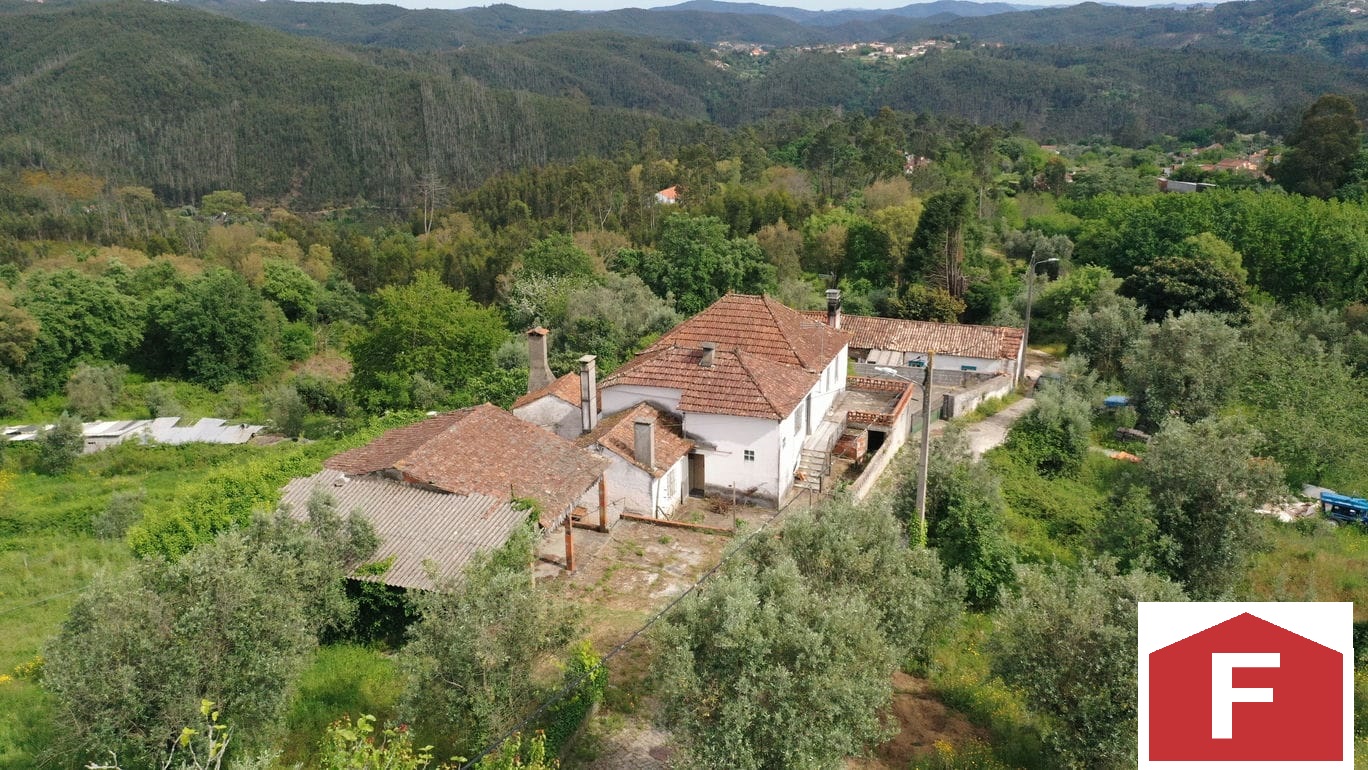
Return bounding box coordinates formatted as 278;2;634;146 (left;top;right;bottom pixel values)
579;354;598;433
825;289;842;330
633;416;655;470
526;327;553;394
700;341;717;368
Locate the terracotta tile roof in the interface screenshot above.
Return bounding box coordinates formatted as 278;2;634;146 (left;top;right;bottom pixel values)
804;313;1024;361
281;469;524;591
327;403;608;525
646;293;848;371
605;344;815;420
576;403;693;478
601;294;846;421
512;371;581;410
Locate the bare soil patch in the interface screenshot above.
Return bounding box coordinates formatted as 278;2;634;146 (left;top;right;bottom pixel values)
848;672;990;770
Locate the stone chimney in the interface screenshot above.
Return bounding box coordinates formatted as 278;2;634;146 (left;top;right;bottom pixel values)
825;289;842;330
526;327;553;394
633;416;655;470
579;354;598;433
700;341;717;368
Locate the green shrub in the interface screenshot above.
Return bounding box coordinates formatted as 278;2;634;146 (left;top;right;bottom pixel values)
264;384;308;438
65;363;127;419
1002;387;1092;478
142;382;183;419
279;322;315;362
538;642;605;756
35;412;84;476
126;449;326;560
93;489;145;540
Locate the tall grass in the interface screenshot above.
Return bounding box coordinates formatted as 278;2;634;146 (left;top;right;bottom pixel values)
927;616;1047;770
278;645;403;766
0;535;129;769
1244;518;1368;617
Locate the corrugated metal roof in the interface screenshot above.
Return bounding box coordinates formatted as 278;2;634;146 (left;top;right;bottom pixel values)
2;417;262;447
281;469;526;591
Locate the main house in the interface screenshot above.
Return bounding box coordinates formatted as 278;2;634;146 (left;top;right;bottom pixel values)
597;293;849;507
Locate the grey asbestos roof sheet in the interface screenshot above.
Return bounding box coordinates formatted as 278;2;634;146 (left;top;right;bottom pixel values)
2;417;263;448
279;469;526;591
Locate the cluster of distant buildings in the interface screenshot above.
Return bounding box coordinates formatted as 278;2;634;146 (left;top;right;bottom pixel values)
711;38;951;61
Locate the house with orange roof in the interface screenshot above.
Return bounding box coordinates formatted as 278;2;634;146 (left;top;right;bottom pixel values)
598;293;850;506
654;185;679;204
803;312;1026;379
282;403;610;586
576;402;694;519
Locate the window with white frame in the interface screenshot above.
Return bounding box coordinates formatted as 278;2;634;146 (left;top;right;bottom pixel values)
743;449;755;462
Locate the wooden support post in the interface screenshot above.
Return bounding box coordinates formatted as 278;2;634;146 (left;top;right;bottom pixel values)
598;477;609;532
564;519;575;572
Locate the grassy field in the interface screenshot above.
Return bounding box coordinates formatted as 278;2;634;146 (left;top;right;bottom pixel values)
278;645;403;766
0;438;342;768
0;535;130;768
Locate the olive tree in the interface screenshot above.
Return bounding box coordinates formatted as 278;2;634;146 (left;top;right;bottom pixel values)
1144;416;1284;599
991;561;1185;769
1124;312;1244;427
398;526;577;758
654;553;897;770
35;411;85;475
45;496;375;765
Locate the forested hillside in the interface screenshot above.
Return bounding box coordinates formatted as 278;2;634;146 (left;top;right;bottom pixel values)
915;0;1368;67
176;0;1368;69
184;0;826;49
3;0;1364;207
0;1;715;206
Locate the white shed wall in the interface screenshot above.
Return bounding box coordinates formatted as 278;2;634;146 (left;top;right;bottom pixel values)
868;349;1012;375
513;398;583;441
652;456;688;516
600;385;681;416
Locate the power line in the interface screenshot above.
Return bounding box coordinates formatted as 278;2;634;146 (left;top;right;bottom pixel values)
459;493;814;769
0;586;85;618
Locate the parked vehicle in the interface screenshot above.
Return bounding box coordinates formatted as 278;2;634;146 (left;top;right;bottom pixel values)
1321;491;1368;524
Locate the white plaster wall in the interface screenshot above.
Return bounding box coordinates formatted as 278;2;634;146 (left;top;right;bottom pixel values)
599;384;681;415
683;412;781;504
601;451;650;516
512;398;582;441
808;344;849;420
651;455;688;517
871;349;1011;375
778;408;803;501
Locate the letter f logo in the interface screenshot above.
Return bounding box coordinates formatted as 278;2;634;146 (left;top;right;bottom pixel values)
1211;653;1280;739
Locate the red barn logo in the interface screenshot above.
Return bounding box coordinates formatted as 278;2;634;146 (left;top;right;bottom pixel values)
1139;603;1352;768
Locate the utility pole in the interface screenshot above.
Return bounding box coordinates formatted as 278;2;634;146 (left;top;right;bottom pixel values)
915;352;935;542
1021;251;1060;388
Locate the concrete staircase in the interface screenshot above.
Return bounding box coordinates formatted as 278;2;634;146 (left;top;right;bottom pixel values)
794;447;830;492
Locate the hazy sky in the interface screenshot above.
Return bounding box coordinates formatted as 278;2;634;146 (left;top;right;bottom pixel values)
365;0;1206;13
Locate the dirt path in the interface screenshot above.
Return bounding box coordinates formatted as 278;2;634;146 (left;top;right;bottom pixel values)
961;396;1036;460
537;502;781;770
